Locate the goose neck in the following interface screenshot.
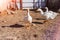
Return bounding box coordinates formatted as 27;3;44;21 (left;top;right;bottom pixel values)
39;9;44;15
27;9;30;16
46;8;48;12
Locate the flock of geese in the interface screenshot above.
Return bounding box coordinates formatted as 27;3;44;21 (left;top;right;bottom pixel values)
4;7;58;30
37;7;58;23
24;7;58;30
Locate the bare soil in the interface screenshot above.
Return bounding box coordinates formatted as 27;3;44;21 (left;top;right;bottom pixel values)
0;10;59;40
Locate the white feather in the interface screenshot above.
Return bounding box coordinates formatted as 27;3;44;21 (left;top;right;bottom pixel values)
24;8;32;23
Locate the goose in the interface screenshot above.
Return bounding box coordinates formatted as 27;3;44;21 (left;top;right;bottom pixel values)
44;7;58;20
37;8;44;15
37;7;58;23
24;8;32;30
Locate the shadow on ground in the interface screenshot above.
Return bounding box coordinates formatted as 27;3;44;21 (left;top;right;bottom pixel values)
2;24;24;28
35;18;46;20
32;22;43;24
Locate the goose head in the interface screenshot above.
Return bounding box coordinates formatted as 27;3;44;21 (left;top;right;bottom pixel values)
45;7;48;12
37;8;44;15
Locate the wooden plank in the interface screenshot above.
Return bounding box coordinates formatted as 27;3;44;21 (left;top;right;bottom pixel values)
20;0;22;10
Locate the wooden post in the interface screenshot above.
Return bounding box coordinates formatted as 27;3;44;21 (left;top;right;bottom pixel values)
38;0;40;8
15;0;18;10
20;0;22;10
33;0;35;9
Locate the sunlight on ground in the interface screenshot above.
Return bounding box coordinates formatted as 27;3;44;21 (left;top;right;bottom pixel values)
0;0;11;11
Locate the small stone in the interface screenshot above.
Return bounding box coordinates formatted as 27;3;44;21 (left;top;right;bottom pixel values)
32;24;36;26
2;21;7;22
33;34;38;38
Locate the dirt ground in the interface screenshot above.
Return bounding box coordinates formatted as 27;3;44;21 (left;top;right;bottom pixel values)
0;10;59;40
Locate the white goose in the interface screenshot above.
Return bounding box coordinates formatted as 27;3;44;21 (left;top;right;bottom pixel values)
37;7;58;23
24;8;32;30
44;7;58;20
37;8;44;15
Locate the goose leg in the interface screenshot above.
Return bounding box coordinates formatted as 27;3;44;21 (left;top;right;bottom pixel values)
26;26;31;30
25;23;31;30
